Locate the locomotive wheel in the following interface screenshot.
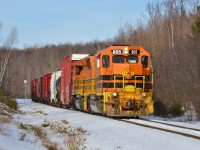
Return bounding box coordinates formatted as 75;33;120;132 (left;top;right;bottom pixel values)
56;101;62;108
62;104;70;109
51;100;56;106
47;100;51;105
62;104;67;109
135;116;140;119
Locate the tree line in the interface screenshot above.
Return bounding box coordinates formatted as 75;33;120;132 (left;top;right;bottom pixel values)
0;0;200;118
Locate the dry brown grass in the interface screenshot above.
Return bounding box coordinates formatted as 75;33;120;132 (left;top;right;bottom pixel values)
18;123;59;150
17;119;88;150
30;125;59;150
0;115;11;124
48;121;88;150
31;109;47;116
50;122;69;134
19;123;29;130
65;126;87;150
66;134;87;150
76;127;87;134
19;133;27;141
42;119;50;128
0;115;10;136
61;120;69;125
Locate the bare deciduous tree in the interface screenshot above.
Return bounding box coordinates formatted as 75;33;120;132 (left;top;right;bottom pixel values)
0;26;18;88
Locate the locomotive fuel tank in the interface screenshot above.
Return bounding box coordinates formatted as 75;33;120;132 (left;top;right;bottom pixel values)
88;95;102;113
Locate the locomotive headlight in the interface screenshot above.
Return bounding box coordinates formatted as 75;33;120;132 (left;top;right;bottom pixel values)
141;92;147;98
124;47;128;54
113;92;118;97
124;50;128;54
124;47;128;50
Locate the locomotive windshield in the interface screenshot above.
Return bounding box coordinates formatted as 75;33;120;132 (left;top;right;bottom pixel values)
112;55;138;64
112;55;125;63
127;56;138;64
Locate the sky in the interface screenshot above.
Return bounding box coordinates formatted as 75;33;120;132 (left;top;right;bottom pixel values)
0;0;151;49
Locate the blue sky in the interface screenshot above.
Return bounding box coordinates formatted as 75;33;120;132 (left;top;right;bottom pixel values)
0;0;151;48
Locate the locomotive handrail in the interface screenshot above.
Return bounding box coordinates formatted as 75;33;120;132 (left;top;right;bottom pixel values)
134;76;145;92
114;75;125;89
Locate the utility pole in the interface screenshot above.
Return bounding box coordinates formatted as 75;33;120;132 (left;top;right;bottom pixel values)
24;80;27;99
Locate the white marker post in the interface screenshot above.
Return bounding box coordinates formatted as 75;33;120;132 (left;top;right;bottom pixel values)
24;80;27;99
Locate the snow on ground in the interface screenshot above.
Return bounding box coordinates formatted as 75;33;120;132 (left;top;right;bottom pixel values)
1;99;200;150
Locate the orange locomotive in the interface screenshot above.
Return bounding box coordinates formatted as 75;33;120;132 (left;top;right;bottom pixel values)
72;45;153;117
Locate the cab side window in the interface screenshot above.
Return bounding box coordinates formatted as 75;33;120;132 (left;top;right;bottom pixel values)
76;66;83;75
141;56;148;68
102;55;110;68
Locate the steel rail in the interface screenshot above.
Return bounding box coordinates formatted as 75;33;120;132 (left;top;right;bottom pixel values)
116;119;200;141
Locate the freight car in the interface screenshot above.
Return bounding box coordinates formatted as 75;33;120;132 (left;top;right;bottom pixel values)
60;54;89;108
41;73;52;104
31;79;39;101
31;45;153;117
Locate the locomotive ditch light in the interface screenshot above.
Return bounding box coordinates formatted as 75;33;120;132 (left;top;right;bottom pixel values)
124;50;129;54
113;92;118;97
141;92;147;98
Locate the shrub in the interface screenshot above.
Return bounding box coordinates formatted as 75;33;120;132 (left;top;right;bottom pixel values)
154;99;185;118
153;99;168;117
192;100;200;120
0;90;17;111
168;101;184;117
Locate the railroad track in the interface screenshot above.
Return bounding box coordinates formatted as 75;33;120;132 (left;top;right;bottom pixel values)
116;118;200;141
141;118;200;132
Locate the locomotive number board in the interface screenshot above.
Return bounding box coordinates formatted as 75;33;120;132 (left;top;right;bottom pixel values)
111;49;140;55
129;49;140;55
111;49;123;54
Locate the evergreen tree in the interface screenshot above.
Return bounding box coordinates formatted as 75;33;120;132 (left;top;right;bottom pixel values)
192;15;200;33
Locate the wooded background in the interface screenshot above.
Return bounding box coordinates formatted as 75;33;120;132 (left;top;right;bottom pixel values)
1;0;200;117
